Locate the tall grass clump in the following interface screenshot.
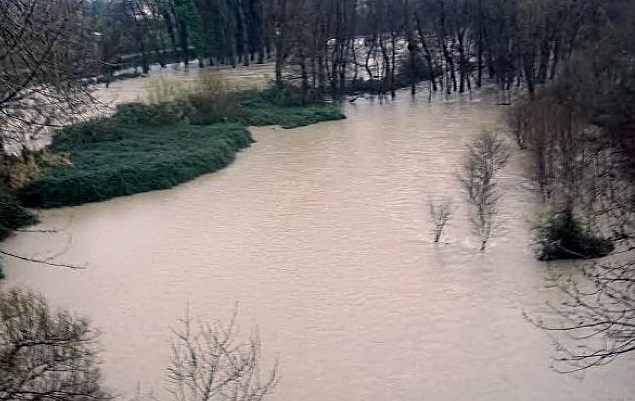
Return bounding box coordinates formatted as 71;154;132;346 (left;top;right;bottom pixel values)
146;72;232;125
534;206;615;261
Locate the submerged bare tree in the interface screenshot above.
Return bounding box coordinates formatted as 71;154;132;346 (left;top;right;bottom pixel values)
0;0;95;153
0;288;109;401
460;131;508;251
168;308;277;401
428;198;453;243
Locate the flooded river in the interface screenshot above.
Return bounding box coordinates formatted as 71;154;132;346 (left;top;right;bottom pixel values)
2;83;634;400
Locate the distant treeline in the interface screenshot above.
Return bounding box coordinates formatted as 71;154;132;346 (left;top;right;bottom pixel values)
84;0;626;97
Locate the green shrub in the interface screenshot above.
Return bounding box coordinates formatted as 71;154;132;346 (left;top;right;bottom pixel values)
20;124;253;208
230;88;344;128
534;206;615;261
395;54;438;83
112;102;184;126
0;190;38;240
235;104;345;128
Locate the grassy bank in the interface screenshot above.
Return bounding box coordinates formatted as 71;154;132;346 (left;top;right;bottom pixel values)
231;89;345;128
18;84;345;209
20;122;253;208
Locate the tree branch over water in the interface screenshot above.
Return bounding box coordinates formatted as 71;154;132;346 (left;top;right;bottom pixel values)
0;0;97;152
526;256;635;372
0;250;85;270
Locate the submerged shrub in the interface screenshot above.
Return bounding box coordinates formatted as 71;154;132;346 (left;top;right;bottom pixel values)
395;54;438;83
534;206;614;261
231;87;344;128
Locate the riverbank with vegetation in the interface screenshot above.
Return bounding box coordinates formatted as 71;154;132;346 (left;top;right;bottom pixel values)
17;84;344;209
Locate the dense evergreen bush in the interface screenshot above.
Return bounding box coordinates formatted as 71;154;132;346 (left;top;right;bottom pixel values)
395;55;440;83
0;188;39;279
20;123;253;208
229;87;344;128
237;86;322;107
235;104;345;128
534;207;615;261
0;190;38;239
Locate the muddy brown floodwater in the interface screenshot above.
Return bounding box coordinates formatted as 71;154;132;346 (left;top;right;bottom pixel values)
2;77;635;401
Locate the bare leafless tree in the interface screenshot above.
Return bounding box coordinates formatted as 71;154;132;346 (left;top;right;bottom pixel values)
428;197;453;243
527;253;635;372
519;8;635;372
460;130;508;251
168;307;277;401
0;288;109;401
0;0;96;153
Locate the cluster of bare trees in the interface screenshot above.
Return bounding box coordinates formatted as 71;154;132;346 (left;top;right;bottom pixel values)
0;0;618;137
515;3;635;372
0;289;277;401
269;0;601;99
425;131;508;251
76;0;608;100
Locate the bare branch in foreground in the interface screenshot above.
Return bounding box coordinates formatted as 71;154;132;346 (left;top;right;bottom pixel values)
168;306;278;401
0;288;110;401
